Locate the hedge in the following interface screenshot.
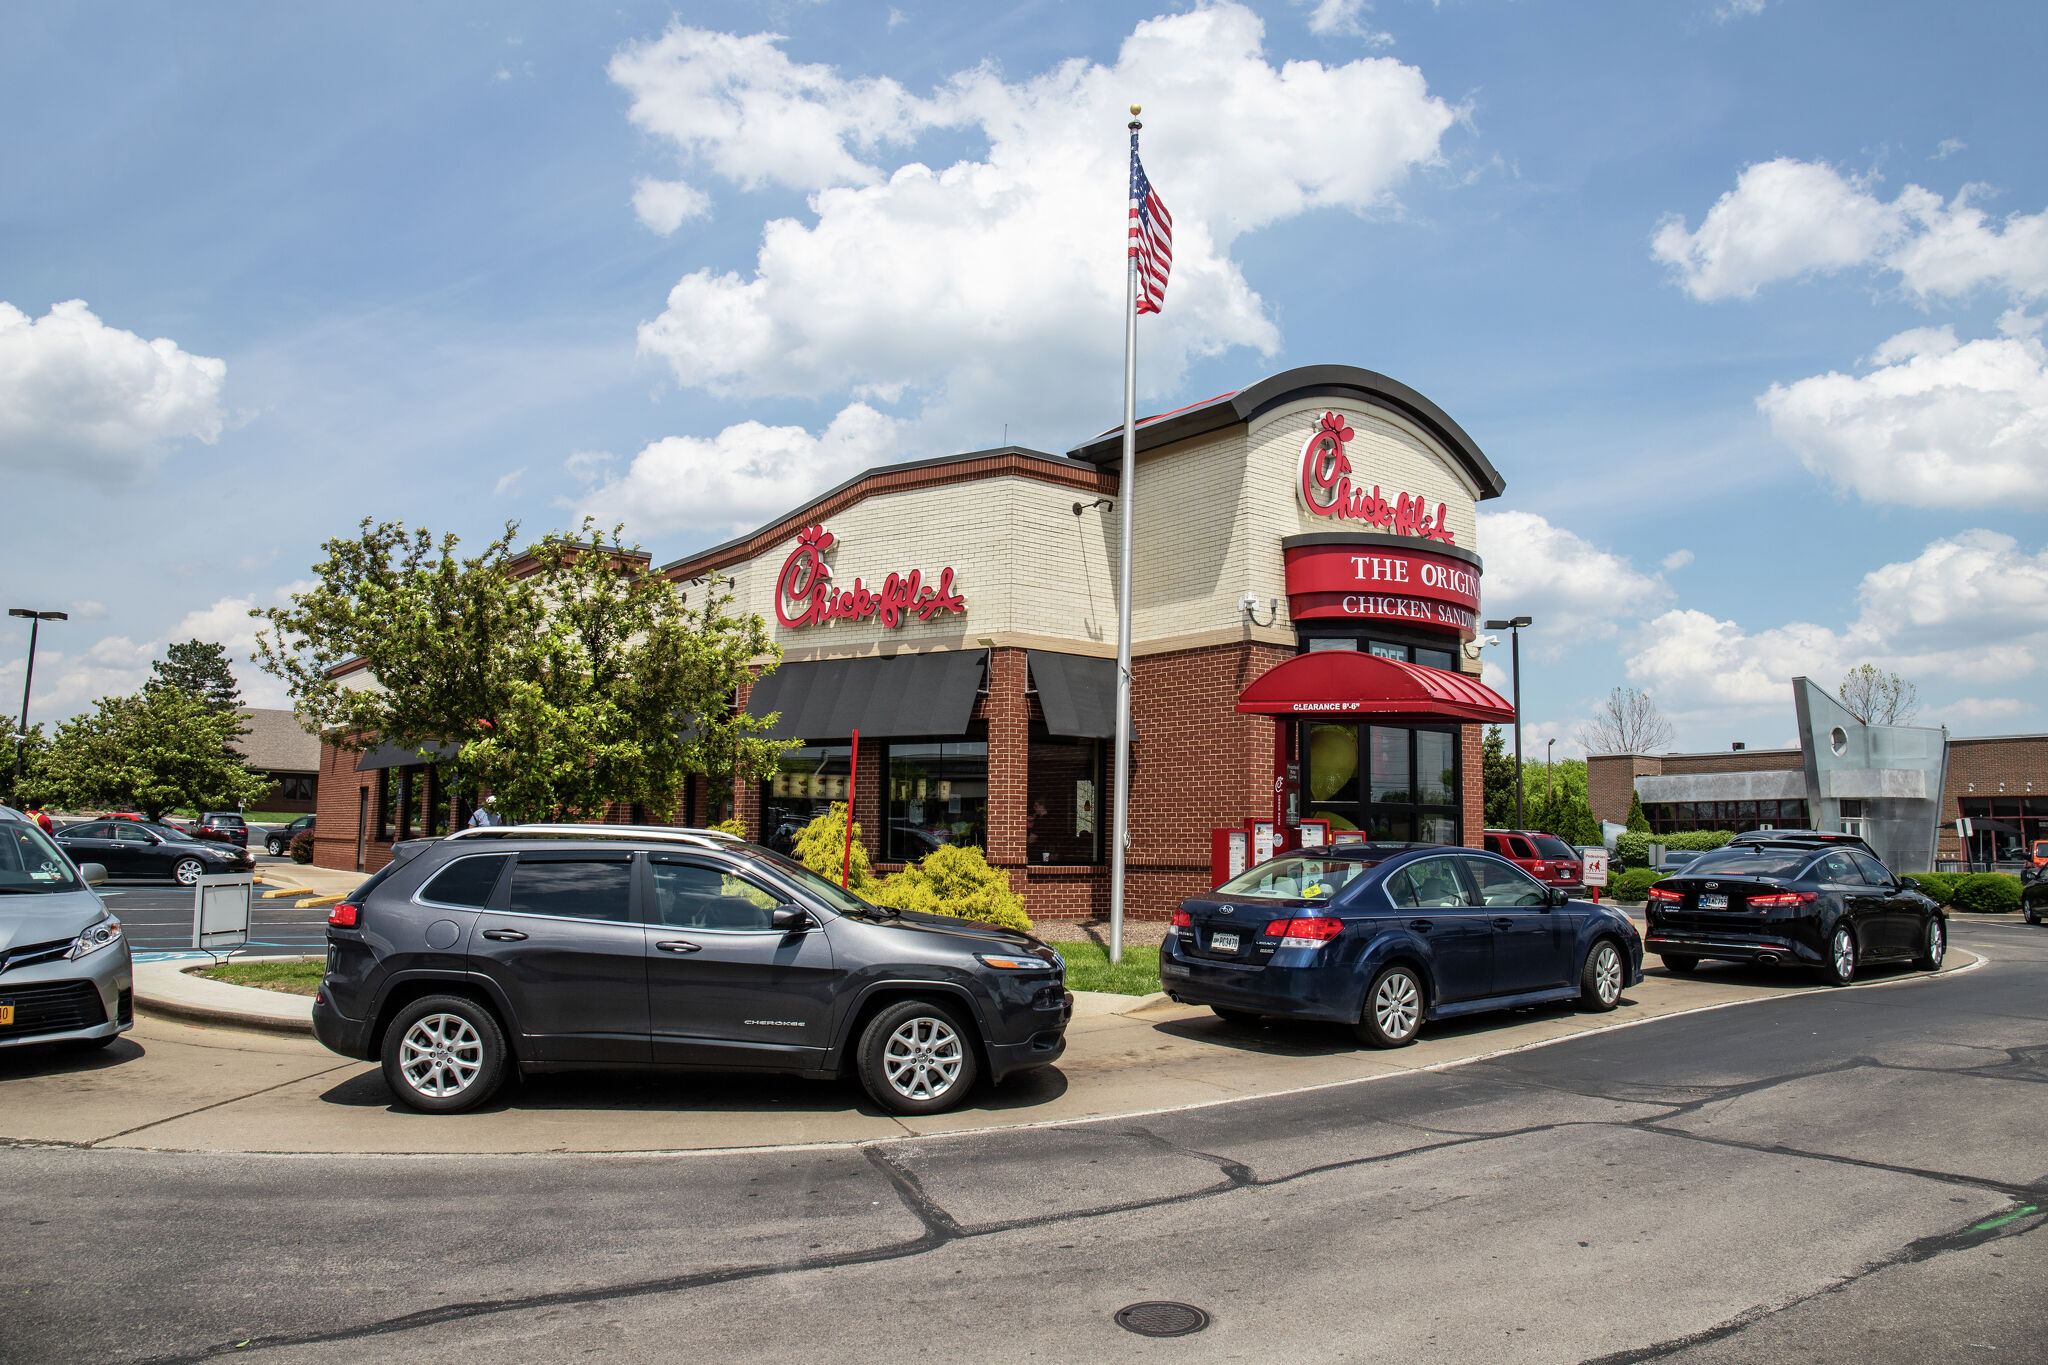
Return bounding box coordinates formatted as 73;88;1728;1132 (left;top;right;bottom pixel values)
1949;872;2023;914
289;830;315;865
1606;868;1669;903
1615;829;1735;870
1902;872;1959;905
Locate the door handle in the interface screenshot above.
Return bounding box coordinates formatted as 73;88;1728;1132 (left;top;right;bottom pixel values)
655;940;702;953
1408;919;1432;932
1492;917;1513;929
480;929;527;942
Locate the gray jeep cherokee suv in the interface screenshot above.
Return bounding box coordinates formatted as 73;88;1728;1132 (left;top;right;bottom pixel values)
311;825;1072;1115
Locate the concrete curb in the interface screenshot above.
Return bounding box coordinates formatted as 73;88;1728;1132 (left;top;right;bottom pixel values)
133;955;319;1035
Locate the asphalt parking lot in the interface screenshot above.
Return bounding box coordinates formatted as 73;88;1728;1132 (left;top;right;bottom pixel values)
101;852;330;956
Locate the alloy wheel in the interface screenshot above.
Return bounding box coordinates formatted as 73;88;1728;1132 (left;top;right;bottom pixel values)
399;1013;484;1098
1832;928;1855;980
1928;921;1944;965
1594;943;1623;1005
882;1016;964;1101
173;858;203;886
1374;971;1421;1040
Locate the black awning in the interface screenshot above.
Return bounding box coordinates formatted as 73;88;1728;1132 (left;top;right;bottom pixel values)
354;740;461;772
746;652;986;742
1028;651;1125;739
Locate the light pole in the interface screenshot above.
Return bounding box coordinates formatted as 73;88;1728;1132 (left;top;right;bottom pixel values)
1484;615;1532;829
9;608;66;807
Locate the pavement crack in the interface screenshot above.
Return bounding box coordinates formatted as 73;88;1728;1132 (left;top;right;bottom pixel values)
85;1063;361;1147
861;1146;967;1239
1632;1122;2043;1199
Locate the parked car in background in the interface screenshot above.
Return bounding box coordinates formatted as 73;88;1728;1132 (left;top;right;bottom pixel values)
1644;837;1944;984
312;824;1072;1116
0;805;133;1052
55;818;254;886
266;814;315;856
1654;849;1704;874
192;812;249;848
1162;844;1642;1048
1483;829;1584;894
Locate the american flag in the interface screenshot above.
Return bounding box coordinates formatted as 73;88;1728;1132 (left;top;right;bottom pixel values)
1128;138;1172;315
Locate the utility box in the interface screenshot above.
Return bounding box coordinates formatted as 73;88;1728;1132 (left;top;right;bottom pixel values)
1210;828;1250;888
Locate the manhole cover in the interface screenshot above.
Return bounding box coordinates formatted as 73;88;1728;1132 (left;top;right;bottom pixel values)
1114;1301;1210;1338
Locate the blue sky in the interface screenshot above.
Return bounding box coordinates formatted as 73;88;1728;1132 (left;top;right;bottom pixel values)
5;0;2046;756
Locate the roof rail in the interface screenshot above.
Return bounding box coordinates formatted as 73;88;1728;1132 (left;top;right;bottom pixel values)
444;823;746;848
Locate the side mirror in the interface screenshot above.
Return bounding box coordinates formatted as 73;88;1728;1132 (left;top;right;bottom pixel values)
1548;886;1571;907
79;862;108;886
771;907;811;932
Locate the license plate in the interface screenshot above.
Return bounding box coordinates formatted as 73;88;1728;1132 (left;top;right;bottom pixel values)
0;1003;12;1027
1699;894;1728;910
1211;931;1240;953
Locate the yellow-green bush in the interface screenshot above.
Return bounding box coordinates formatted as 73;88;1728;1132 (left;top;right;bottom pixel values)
791;804;875;889
869;843;1032;933
707;816;749;840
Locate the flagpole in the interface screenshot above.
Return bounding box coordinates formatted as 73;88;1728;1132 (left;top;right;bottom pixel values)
1109;105;1142;966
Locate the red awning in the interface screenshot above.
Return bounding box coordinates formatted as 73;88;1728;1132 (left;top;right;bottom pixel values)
1235;649;1515;724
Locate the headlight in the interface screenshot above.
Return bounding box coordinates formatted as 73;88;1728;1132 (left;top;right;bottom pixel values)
68;916;123;959
978;953;1057;972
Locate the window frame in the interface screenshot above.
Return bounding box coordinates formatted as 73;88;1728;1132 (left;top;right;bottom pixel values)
1302;719;1463;846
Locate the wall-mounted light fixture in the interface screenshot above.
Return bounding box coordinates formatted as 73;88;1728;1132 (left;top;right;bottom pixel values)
1072;497;1114;516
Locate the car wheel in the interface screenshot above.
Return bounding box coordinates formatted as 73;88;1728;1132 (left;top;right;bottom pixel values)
1211;1006;1263;1028
267;837;285;856
1352;964;1424;1049
1659;955;1698;975
857;1000;980;1116
1912;917;1946;972
1818;925;1857;987
2026;905;2040;926
1580;939;1625;1011
380;995;508;1114
171;857;205;886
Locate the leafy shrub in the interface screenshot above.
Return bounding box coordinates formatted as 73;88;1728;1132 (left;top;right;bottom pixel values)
791;805;875;889
1614;829;1735;870
1901;872;1957;905
708;817;749;839
289;830;315;865
1949;872;2022;914
869;843;1032;933
1625;792;1651;834
1606;867;1669;903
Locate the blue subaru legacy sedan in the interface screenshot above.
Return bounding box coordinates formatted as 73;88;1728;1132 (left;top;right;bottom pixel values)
1160;843;1643;1047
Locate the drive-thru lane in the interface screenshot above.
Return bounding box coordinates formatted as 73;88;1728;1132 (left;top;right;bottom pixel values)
0;920;2042;1364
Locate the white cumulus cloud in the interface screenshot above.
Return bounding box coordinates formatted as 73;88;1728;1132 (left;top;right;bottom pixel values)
631;176;712;235
1652;158;2048;304
0;299;228;478
1474;510;1667;654
572;402;902;541
1758;327;2048;508
613;3;1456;448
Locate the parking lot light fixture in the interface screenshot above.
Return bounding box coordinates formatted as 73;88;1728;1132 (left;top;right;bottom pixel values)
1482;615;1533;829
9;608;67;806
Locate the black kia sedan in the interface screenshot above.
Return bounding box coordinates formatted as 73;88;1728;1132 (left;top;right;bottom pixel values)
1644;839;1945;984
54;818;255;885
311;825;1072;1116
1160;844;1643;1047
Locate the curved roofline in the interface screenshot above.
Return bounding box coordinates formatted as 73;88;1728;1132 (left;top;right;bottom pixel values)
1067;364;1505;500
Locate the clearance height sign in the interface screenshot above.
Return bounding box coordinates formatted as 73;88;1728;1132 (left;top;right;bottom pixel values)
1282;542;1479;636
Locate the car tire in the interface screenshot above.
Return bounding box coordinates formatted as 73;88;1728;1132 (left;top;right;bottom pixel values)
267;837;285;856
1659;955;1698;975
857;999;980;1116
1818;925;1857;987
380;995;508;1114
1211;1006;1263;1028
1912;917;1946;972
171;857;205;886
1352;964;1425;1049
1580;938;1625;1012
2025;906;2040;926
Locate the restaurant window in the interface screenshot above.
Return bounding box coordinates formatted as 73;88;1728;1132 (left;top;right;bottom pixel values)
760;746;853;855
1300;632;1457;673
276;774;315;802
1027;732;1101;865
885;740;989;861
1644;799;1810;834
375;769;395;842
1303;721;1461;845
424;766;450;838
1959;795;2048;865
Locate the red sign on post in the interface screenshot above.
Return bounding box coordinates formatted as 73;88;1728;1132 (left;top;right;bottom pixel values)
1283;542;1480;636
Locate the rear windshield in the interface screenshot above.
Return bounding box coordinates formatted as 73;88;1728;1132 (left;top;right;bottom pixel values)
209;815;245;827
1686;849;1815;879
1216;856;1375;902
1530;836;1577;861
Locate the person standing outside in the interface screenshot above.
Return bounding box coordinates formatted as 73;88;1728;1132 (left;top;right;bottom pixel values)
466;795;502;828
29;803;54;834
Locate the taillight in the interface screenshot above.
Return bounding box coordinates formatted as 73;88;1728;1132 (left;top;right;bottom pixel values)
1745;891;1817;909
1171;909;1192;927
328;902;359;928
1265;916;1344;948
1646;886;1682;903
1533;861;1548;873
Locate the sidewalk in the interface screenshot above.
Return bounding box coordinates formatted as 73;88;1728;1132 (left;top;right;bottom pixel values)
252;862;368;902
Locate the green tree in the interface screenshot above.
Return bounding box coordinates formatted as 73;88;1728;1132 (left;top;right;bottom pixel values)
1838;664;1920;725
1625;790;1651;834
4;721;55;809
148;639;244;715
41;687;271;820
255;518;790;823
1481;725;1519;827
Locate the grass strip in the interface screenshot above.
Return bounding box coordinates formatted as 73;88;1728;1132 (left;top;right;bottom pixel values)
1054;940;1162;996
198;960;325;997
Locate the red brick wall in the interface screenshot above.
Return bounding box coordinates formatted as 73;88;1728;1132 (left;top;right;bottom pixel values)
983;648;1029;865
1936;735;2048;860
1462;724;1485;847
1658;749;1802;775
1587;753;1664;827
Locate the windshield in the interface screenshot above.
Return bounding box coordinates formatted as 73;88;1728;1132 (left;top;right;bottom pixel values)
1530;836;1577;861
1686;849;1814;879
751;847;891;918
1216;856;1375;902
0;820;85;894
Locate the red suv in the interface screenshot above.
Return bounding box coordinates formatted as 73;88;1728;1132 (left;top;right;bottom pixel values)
1483;829;1585;894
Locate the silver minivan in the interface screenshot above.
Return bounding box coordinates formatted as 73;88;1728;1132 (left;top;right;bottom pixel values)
0;805;132;1051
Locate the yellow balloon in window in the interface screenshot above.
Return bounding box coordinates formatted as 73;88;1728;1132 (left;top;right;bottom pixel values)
1308;726;1358;801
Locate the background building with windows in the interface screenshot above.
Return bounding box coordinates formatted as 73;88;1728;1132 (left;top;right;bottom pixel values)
231;708;320;814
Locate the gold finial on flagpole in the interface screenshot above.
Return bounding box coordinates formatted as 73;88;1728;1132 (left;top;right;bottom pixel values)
1129;104;1141;130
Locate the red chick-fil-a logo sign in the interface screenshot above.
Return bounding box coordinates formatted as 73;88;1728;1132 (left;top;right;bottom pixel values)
774;524;966;630
1298;411;1457;545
